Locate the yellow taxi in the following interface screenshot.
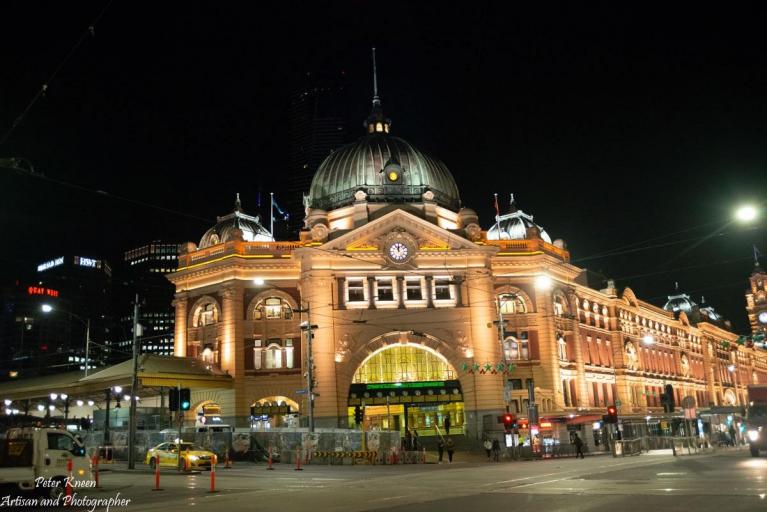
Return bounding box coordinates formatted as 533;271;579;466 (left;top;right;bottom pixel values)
145;441;215;470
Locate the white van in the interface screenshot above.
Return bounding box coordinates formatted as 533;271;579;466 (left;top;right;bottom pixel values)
0;428;91;498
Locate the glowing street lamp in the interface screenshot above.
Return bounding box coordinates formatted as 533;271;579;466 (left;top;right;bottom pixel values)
41;304;53;313
76;400;84;407
253;277;265;286
535;274;553;290
642;335;655;345
36;404;45;412
735;205;758;223
50;393;58;401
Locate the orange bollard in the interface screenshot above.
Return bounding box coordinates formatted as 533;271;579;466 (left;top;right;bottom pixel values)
66;458;73;503
152;460;163;491
208;454;219;493
266;447;274;470
91;455;100;488
294;447;303;471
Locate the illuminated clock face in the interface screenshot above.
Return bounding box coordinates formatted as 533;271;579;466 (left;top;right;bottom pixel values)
388;242;409;262
759;311;767;325
387;170;399;182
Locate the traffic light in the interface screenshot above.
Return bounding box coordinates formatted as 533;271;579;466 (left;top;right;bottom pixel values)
180;388;191;411
502;413;514;431
354;406;364;425
169;388;179;412
662;384;675;413
603;405;618;424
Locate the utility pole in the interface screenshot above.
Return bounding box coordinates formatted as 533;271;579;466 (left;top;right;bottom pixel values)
103;389;110;446
298;302;317;433
128;293;140;469
84;318;91;377
494;295;511;411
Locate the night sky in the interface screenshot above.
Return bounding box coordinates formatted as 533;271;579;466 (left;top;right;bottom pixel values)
1;2;766;331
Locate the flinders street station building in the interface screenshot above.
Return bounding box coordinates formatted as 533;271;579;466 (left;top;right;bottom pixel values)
166;89;767;445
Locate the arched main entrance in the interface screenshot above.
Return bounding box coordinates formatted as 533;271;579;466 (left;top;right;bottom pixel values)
347;344;464;436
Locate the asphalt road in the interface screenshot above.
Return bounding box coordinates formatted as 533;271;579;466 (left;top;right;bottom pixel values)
7;449;766;511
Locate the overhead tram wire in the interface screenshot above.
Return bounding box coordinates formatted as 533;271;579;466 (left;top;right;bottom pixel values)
2;164;213;225
0;0;116;146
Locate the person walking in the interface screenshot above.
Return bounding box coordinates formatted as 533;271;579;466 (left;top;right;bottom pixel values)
444;415;451;435
573;433;584;459
491;438;501;462
445;437;455;463
483;438;492;461
437;437;445;464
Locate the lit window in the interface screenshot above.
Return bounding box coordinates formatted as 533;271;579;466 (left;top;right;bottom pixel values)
406;279;423;300
434;279;452;300
499;294;526;314
195;302;218;327
253;340;262;370
254;297;293;320
377;279;394;301
347;279;366;302
285;339;294;369
504;333;529;360
558;336;567;361
553;295;565;316
265;343;283;369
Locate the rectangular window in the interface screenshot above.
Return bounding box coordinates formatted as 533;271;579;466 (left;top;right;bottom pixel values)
284;339;294;369
253;340;262;370
434;279;451;300
377;279;394;301
509;379;523;390
347;279;365;302
406;279;423;300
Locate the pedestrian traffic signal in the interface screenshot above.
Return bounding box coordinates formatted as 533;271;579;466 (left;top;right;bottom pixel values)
502;413;514;431
180;388;191;411
603;405;618;424
354;406;364;425
169;388;179;411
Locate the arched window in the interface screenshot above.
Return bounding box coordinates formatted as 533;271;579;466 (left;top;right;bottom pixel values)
553;293;567;316
254;297;293;320
499;294;526;314
193;301;219;327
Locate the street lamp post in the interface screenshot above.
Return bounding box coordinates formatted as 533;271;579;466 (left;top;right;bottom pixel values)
41;305;91;376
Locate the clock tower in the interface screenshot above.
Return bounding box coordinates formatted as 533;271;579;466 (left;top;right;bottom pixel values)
746;252;767;336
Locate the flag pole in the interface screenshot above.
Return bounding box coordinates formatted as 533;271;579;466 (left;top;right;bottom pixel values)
270;192;274;238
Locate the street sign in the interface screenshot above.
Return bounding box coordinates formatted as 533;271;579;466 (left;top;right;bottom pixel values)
681;396;696;409
295;389;308;395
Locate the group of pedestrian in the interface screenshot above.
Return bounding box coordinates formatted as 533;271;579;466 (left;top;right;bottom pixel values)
483;438;501;461
437;436;455;463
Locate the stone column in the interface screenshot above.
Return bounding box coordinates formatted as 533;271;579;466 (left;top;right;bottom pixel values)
425;276;435;308
454;274;464;307
396;276;405;309
219;283;249;425
568;292;589;408
173;292;188;357
534;287;561;411
462;268;505;439
302;270;340;428
367;276;376;310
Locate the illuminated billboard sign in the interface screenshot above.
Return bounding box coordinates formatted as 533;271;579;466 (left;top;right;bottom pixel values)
37;257;64;272
74;256;101;269
27;286;59;298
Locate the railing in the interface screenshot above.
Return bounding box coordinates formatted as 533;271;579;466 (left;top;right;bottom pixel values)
180;240;304;268
483;238;571;262
614;438;642;456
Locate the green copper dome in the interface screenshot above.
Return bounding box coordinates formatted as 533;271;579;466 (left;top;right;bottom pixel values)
307;133;461;212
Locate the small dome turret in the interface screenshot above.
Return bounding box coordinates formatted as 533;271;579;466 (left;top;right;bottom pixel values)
486;194;552;243
199;194;273;248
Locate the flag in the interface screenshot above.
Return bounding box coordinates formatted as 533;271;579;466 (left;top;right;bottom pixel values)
755;245;763;265
493;193;500;219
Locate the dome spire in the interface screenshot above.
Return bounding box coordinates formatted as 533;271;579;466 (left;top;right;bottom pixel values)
509;193;518;213
234;192;242;212
364;47;391;134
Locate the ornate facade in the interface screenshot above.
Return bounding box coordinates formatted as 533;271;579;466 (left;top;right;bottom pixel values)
168;84;767;440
